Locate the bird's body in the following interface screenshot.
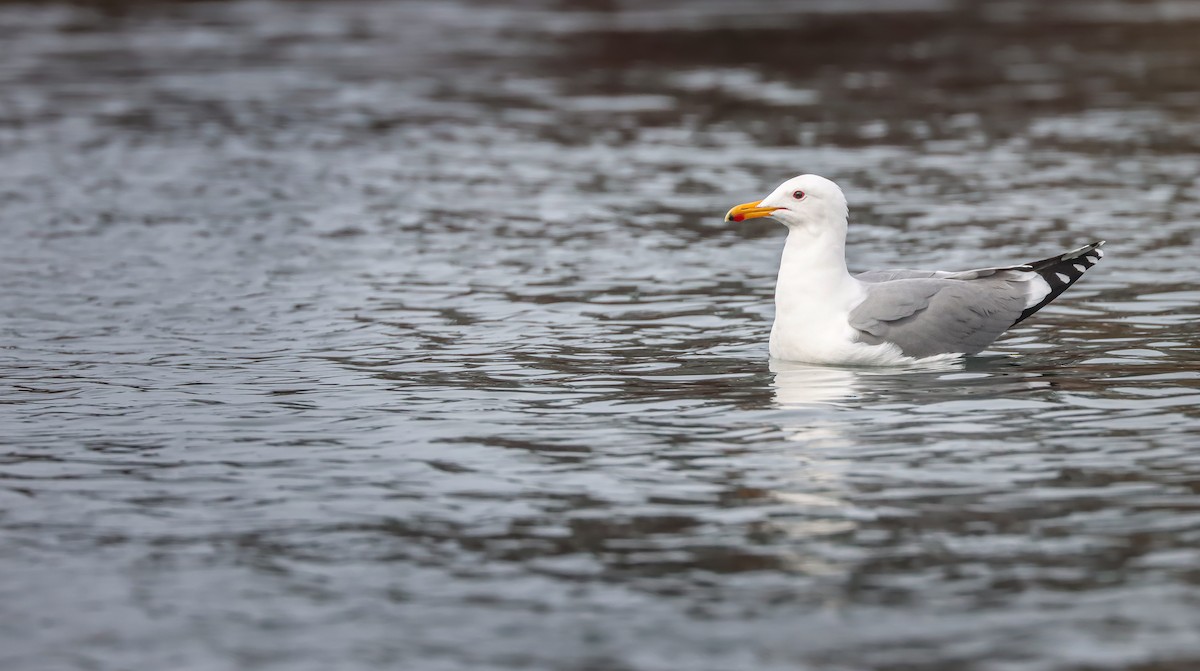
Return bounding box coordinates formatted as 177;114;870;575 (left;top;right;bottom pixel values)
726;175;1105;366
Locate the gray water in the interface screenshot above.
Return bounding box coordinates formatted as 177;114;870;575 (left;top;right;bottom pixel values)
2;1;1199;669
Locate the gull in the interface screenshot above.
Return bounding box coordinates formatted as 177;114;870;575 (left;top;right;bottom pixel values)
725;174;1105;365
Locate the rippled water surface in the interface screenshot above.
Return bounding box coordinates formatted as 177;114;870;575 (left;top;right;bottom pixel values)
2;1;1200;669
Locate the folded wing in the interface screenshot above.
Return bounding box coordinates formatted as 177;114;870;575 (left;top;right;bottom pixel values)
848;274;1032;358
849;242;1106;358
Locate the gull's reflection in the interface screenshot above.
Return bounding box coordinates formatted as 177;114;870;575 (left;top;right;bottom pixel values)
758;357;1024;575
768;357;964;447
767;359;863;499
755;361;864;573
769;359;861;408
771;357;974;408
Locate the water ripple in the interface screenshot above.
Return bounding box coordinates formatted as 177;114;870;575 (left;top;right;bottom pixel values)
2;1;1199;670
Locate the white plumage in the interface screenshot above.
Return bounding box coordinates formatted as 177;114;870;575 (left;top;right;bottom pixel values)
725;175;1105;366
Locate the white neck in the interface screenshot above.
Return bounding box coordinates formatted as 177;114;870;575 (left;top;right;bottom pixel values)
774;227;857;308
769;225;864;362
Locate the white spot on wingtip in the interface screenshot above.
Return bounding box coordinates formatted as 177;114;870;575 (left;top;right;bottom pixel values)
1073;264;1086;273
1096;249;1104;258
1025;275;1052;308
1085;256;1097;264
1055;272;1071;284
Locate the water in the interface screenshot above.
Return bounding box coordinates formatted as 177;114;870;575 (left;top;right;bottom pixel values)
1;1;1199;669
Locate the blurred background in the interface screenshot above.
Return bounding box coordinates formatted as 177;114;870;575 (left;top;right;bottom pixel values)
1;1;1198;670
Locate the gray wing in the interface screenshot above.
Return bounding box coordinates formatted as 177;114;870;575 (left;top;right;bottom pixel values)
854;265;1030;283
848;276;1030;358
854;269;943;282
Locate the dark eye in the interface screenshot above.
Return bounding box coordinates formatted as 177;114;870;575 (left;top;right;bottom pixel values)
792;190;805;200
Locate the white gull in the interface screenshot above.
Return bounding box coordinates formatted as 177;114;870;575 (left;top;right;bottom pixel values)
725;174;1105;366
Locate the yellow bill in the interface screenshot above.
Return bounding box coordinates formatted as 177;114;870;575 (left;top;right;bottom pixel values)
724;200;779;222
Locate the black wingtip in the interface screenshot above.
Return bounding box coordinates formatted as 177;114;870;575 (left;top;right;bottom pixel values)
1012;241;1106;325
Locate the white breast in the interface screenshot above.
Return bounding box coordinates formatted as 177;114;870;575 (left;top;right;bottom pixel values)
769;278;912;365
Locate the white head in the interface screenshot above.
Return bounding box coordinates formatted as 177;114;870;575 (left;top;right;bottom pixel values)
724;174;849;235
